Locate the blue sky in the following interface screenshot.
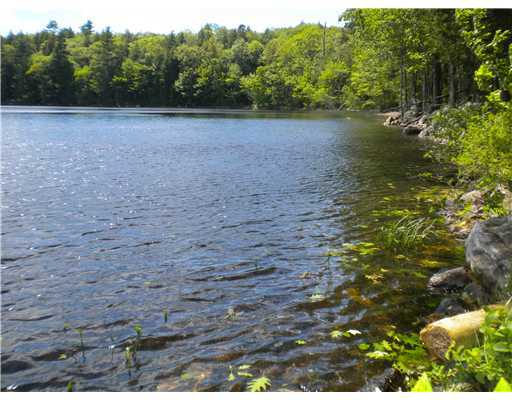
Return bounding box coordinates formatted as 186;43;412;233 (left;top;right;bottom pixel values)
0;0;344;34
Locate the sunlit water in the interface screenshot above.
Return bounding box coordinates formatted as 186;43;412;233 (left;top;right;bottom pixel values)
1;107;463;391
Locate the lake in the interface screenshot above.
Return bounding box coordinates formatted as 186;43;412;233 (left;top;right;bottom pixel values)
1;107;462;391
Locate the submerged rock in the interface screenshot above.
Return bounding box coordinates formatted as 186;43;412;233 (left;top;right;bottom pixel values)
434;297;466;317
428;267;471;292
465;215;512;300
461;282;491;307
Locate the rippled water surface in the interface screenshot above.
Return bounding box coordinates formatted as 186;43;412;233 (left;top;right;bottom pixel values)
1;107;462;391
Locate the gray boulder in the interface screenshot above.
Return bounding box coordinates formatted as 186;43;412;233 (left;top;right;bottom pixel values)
428;267;471;292
383;112;401;126
402;125;423;135
434;297;466;317
465;215;512;300
419;126;434;138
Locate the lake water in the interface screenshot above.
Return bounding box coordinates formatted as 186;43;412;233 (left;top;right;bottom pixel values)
1;107;462;391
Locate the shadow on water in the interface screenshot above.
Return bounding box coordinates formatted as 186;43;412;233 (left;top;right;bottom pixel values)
1;107;463;391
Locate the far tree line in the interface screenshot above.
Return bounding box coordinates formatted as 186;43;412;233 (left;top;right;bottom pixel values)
1;9;511;111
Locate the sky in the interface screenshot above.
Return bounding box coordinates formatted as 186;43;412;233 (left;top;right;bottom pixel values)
0;0;344;35
2;0;508;35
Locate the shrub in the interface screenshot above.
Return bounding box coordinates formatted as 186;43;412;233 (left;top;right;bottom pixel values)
430;105;512;191
362;304;512;391
456;108;512;189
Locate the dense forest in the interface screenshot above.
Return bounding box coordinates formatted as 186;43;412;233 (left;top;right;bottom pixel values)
2;9;511;111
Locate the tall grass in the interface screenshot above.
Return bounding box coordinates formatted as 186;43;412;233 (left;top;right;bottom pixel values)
379;216;436;250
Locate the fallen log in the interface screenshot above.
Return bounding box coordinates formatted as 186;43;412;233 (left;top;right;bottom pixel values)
420;306;502;360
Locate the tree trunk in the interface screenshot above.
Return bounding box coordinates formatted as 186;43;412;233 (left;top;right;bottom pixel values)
400;49;405;118
422;67;429;113
420;306;503;360
411;72;417;109
448;61;455;107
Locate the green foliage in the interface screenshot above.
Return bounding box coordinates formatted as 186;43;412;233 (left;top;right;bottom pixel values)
411;373;433;392
379;216;436;250
2;10;511;111
430;105;512;190
428;104;482;164
133;323;143;338
494;377;512;392
247;376;271;392
363;306;512;391
364;331;431;377
456;108;512;188
66;380;75;392
455;9;512;96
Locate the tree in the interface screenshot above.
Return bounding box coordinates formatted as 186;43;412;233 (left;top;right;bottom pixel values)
80;20;94;46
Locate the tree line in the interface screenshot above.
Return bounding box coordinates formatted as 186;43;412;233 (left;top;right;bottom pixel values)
1;9;511;111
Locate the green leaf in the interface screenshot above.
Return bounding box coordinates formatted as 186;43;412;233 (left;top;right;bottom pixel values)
330;330;343;339
366;350;390;359
238;364;251;370
411;373;433;392
133;323;142;337
66;380;75;392
238;372;253;378
295;339;306;345
358;343;370;351
228;372;235;382
247;376;271;392
492;342;511;352
494;377;512;392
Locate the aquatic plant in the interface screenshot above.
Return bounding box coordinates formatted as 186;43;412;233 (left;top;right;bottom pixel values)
330;330;343;339
76;328;85;350
133;323;142;339
66;380;75;392
247;376;271;392
379;216;436;250
237;365;253;378
227;366;235;382
124;346;133;368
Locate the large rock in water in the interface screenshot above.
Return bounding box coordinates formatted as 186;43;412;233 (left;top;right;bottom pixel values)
465;215;512;300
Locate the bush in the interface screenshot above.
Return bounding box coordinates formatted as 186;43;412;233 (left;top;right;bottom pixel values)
456;108;512;189
429;103;482;164
363;304;512;391
430;105;512;191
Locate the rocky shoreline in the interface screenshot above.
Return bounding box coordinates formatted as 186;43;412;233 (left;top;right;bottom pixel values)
382;111;512;317
382;110;434;138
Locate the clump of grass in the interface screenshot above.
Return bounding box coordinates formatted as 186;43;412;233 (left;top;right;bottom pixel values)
379;216;436;250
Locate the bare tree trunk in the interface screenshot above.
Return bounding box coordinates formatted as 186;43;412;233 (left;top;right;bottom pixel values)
404;68;409;111
422;68;428;113
432;59;441;110
411;72;417;110
400;49;405;118
448;61;455;107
